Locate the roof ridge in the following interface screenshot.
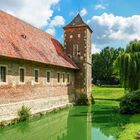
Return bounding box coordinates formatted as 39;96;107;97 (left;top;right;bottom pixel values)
0;10;54;39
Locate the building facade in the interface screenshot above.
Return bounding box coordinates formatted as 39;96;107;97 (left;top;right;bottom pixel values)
0;11;92;122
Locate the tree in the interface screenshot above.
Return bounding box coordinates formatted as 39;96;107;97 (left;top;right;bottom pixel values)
92;46;124;85
115;40;140;91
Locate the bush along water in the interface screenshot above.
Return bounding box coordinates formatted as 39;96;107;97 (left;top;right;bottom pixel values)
120;90;140;114
18;105;31;121
76;93;94;105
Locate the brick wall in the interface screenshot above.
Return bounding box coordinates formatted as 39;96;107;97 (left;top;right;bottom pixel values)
64;26;92;97
0;57;76;105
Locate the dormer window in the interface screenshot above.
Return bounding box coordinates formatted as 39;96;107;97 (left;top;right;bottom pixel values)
72;22;76;26
21;34;26;39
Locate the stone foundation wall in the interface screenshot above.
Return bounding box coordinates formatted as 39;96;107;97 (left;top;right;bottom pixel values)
0;95;74;122
0;104;69;140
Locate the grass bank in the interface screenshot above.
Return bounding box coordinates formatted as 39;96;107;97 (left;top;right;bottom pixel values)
92;86;125;100
92;86;140;140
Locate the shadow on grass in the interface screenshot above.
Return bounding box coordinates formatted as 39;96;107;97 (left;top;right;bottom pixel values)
92;100;132;139
94;98;121;101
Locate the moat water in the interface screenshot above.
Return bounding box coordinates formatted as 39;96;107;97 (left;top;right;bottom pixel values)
0;100;130;140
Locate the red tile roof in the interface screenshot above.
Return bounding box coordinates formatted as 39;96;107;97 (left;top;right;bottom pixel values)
0;11;78;69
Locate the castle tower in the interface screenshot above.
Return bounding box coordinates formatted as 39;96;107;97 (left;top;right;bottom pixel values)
63;14;93;100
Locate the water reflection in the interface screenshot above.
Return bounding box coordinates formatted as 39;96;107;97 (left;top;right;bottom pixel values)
0;110;69;140
0;101;130;140
92;100;130;140
62;105;92;140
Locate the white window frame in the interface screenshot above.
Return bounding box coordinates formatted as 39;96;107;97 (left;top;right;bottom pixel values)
62;72;66;84
46;70;51;84
34;69;39;84
0;65;8;85
19;67;25;84
57;72;61;84
67;73;70;84
78;34;81;38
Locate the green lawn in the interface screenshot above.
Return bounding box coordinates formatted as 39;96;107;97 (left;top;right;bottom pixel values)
92;86;140;140
118;114;140;140
93;86;125;100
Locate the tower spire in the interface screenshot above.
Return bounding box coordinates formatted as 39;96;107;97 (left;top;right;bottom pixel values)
63;13;92;32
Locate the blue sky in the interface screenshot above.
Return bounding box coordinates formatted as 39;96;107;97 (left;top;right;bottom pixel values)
1;0;140;53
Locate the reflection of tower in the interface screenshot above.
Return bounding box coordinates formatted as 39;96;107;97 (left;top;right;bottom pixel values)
63;14;93;99
87;105;92;140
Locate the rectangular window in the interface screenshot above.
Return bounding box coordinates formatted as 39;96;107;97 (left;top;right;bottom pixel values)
78;34;81;38
46;71;50;83
73;44;78;57
67;73;70;83
57;72;60;83
19;68;24;83
0;66;6;82
34;69;39;83
62;73;65;83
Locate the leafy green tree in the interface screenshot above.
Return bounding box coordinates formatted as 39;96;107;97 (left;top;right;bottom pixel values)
115;40;140;91
92;53;104;83
92;46;124;85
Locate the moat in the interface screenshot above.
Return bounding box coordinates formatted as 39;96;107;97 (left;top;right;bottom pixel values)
0;100;130;140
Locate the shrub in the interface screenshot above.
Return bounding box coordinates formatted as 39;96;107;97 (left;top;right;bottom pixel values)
120;90;140;114
18;105;31;121
76;94;95;105
10;118;18;125
76;94;89;105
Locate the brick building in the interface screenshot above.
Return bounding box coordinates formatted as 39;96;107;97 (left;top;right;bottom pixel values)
0;11;92;122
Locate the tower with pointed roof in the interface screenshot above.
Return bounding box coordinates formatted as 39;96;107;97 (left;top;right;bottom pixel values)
63;14;93;100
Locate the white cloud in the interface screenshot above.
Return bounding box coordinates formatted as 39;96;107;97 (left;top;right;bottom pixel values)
88;13;140;45
46;15;65;35
46;28;55;35
0;0;60;28
50;16;65;27
92;44;101;54
94;4;106;10
0;0;66;36
80;8;87;17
